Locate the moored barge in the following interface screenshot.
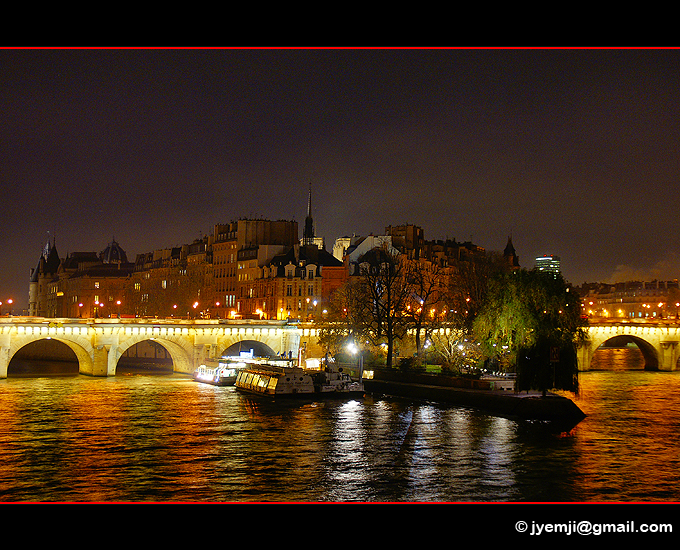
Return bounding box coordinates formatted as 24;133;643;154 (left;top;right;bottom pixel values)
234;361;365;399
310;364;364;397
234;363;315;397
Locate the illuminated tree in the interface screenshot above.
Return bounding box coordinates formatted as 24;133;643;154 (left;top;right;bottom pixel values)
428;325;483;374
473;269;586;394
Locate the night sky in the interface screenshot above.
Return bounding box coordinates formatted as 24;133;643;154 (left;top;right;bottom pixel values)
2;47;680;312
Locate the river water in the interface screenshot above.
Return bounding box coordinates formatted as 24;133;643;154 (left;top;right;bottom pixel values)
1;348;680;503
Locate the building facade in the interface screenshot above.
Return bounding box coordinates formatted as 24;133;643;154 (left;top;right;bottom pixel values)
129;236;213;319
29;239;134;318
28;202;521;324
579;280;680;319
242;243;346;320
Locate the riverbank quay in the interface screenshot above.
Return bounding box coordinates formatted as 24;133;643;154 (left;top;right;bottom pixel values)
363;369;586;428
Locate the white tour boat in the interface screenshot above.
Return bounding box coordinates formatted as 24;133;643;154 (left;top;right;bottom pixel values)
193;357;243;386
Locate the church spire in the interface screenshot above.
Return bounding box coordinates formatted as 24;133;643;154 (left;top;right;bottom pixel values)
303;182;315;246
307;183;312;218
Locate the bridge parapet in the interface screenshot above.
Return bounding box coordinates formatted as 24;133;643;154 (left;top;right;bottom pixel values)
586;316;680;327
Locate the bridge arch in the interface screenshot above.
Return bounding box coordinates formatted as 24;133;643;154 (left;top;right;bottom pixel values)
112;335;194;374
220;339;279;358
589;334;659;370
580;322;680;372
5;334;95;376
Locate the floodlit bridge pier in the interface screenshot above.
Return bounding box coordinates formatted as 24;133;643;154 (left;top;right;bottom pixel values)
0;317;316;378
579;319;680;371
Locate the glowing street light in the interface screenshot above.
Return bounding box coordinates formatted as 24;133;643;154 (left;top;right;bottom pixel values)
0;298;13;316
347;341;363;379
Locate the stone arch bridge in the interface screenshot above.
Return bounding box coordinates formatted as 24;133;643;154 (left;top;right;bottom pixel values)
4;317;677;377
578;319;680;371
0;317;324;378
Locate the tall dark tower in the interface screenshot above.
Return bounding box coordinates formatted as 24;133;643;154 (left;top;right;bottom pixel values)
302;183;315;246
503;236;520;270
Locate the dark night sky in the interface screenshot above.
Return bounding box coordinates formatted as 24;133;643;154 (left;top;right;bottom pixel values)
2;47;680;312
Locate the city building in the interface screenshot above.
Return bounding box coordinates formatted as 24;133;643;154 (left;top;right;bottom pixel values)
422;238;486;268
344;235;397;275
386;223;490;268
27;191;524;324
29;239;134;318
130;236;214;318
243;243;346;320
386;224;424;260
579;280;680;319
332;234;362;262
535;254;561;276
130;220;298;319
301;183;324;249
212;222;239;317
238;188;345;320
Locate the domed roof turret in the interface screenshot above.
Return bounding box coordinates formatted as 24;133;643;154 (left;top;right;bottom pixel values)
100;239;128;264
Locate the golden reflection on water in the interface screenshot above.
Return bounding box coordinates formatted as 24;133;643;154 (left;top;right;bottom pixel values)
3;349;680;502
0;383;29;496
571;348;680;501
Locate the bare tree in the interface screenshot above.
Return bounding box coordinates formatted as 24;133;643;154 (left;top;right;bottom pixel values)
316;278;373;356
351;245;413;367
402;258;448;356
